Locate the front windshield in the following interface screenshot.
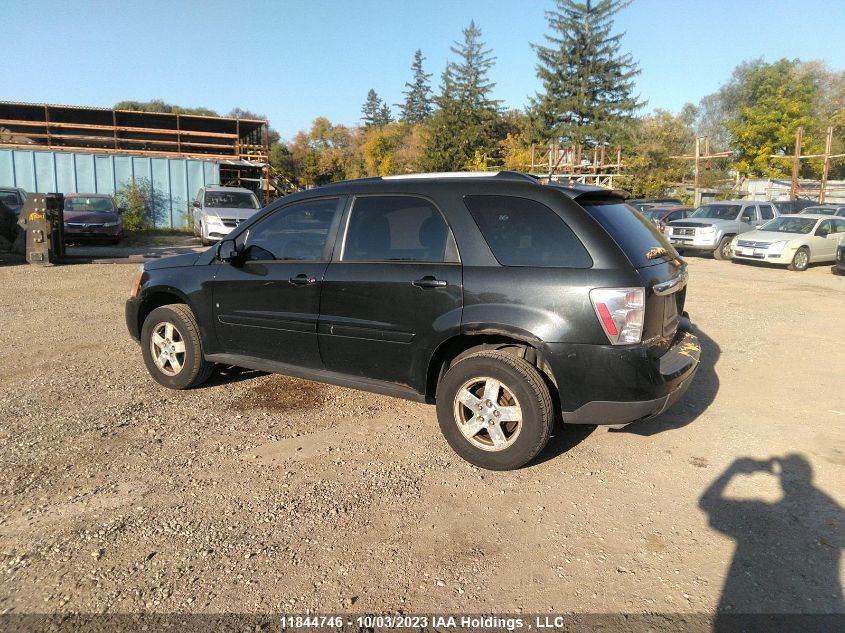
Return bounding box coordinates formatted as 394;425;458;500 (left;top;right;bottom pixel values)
759;217;817;234
799;207;834;215
639;209;665;220
690;204;741;220
205;191;260;209
64;197;115;212
0;191;22;210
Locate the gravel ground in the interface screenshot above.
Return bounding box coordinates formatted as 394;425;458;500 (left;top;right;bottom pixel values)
0;254;843;617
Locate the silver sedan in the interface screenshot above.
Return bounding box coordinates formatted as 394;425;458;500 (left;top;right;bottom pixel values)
730;214;845;271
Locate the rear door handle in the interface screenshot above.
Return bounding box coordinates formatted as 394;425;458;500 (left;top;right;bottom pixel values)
289;274;316;286
413;276;447;288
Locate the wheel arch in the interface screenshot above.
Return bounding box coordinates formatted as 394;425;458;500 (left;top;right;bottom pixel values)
136;287;192;339
425;332;559;404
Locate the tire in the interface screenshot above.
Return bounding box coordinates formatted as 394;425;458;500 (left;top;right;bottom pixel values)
713;235;733;260
435;350;553;470
788;247;810;272
140;304;214;389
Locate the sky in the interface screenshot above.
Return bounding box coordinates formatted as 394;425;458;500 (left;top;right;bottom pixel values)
4;0;845;140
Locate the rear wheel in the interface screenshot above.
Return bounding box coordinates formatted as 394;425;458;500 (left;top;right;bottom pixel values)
713;236;733;260
788;247;810;272
141;304;214;389
436;350;553;470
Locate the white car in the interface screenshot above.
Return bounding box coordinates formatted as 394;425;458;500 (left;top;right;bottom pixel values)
192;186;262;246
730;214;845;271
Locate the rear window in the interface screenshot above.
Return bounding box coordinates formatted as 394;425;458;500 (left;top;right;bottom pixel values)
583;202;676;268
464;195;592;268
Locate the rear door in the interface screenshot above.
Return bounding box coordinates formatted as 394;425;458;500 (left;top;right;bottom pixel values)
211;197;344;368
318;195;462;391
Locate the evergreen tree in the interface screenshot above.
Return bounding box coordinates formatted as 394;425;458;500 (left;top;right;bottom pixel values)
361;89;392;127
399;49;434;124
531;0;642;145
423;21;501;171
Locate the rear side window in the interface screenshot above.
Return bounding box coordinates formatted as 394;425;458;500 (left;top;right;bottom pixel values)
343;196;458;263
759;204;774;220
464;195;591;268
582;202;676;268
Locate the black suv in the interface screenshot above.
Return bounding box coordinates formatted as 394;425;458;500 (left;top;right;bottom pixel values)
126;172;700;470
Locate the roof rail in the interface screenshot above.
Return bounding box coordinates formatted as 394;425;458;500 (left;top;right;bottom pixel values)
383;171;537;182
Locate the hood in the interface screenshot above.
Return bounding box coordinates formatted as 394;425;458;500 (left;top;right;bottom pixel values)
143;252;202;271
670;218;737;228
737;230;802;243
204;206;259;222
64;210;120;223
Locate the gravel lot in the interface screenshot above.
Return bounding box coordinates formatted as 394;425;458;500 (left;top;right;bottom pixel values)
0;253;843;617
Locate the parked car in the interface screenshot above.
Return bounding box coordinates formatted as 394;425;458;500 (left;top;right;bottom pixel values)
834;241;845;275
628;197;683;214
730;215;845;271
63;194;124;244
636;205;691;234
126;172;700;470
666;200;778;260
192;186;262;246
797;205;845;217
0;187;27;217
771;199;817;215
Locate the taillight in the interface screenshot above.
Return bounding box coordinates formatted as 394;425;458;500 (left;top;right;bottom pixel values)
589;287;645;345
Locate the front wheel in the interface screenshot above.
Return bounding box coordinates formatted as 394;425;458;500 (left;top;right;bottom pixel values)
140;304;214;389
713;236;733;260
788;247;810;272
436;350;553;470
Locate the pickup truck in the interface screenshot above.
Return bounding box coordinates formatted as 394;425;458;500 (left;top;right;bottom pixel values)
666;200;778;260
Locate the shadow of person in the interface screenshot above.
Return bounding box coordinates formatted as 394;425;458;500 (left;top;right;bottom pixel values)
612;326;720;436
699;455;845;627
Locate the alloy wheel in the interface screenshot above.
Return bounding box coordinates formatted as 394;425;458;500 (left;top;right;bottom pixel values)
452;376;523;451
150;321;186;376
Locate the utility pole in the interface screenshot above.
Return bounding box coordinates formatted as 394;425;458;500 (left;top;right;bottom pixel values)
693;137;701;207
789;126;803;201
820;126;833;204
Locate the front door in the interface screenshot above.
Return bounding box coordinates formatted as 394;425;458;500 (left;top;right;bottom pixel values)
212;197;344;368
318;195;463;391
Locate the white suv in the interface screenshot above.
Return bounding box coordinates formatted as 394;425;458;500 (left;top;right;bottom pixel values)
192;186;262;246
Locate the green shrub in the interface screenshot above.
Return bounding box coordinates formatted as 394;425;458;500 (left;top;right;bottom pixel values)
115;178;166;232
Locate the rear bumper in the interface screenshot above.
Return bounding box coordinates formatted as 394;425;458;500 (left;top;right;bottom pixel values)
553;322;701;425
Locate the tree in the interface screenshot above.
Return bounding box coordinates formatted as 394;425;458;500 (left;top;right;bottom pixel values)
361;89;392;127
422;21;501;171
619;109;697;197
531;0;642;146
114;99;219;117
724;59;820;177
399;49;434;124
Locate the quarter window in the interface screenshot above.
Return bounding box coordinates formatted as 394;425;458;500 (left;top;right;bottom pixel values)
343;196;458;263
242;198;341;262
464;195;592;268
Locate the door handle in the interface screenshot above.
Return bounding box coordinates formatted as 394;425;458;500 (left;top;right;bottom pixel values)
289;274;316;286
413;276;447;288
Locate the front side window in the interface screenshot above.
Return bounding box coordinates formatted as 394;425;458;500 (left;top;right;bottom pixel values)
342;196;457;263
241;198;341;261
740;206;757;223
205;191;260;209
465;195;592;268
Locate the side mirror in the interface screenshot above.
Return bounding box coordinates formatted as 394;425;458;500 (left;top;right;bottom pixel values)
217;239;241;263
816;229;829;238
192;200;201;209
117;207;126;215
755;225;762;230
